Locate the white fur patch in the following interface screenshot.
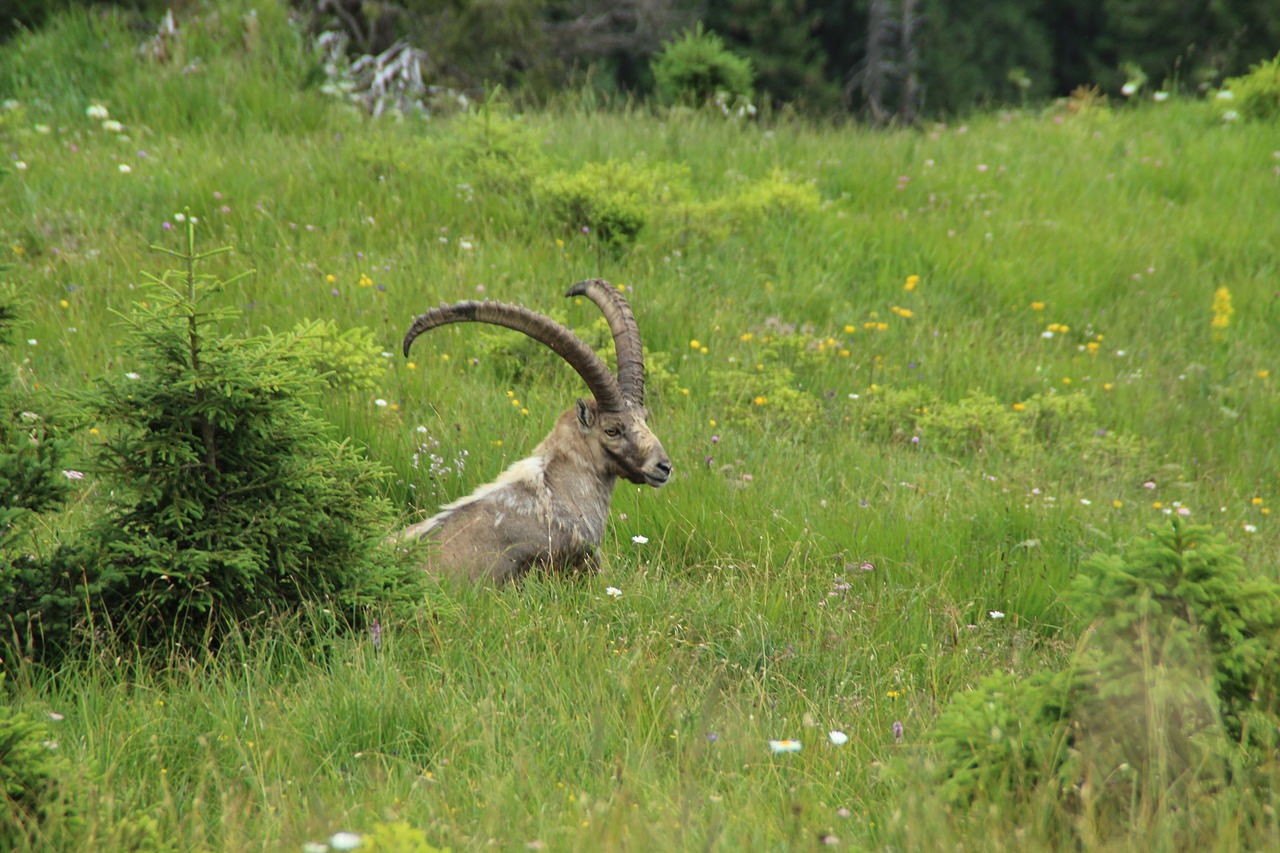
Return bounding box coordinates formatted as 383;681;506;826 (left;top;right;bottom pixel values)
412;455;547;536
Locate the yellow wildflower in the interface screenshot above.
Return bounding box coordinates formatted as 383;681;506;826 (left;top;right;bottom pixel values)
1211;286;1233;330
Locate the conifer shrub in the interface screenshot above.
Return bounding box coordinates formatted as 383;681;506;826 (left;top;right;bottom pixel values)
447;101;547;195
1;284;71;652
681;169;821;240
860;386;1138;462
535;159;689;245
357;820;450;852
916;520;1280;843
9;224;423;660
1222;52;1280;121
291;319;387;394
0;674;77;849
651;23;754;107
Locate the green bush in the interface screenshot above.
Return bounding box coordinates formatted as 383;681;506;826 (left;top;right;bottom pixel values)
359;820;450;852
861;387;1027;455
291;319;387;394
928;669;1080;809
0;674;77;849
651;23;754;107
535;159;689;245
1;285;71;649
1222;52;1280;121
919;520;1280;843
9;224;423;659
859;386;1138;462
448;102;547;195
1071;520;1280;745
685;169;822;238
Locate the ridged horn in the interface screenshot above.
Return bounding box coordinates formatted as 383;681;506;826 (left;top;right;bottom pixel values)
566;278;645;406
403;300;625;411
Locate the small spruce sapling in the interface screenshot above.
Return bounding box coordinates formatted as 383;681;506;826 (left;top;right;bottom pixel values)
22;217;422;658
1;283;71;657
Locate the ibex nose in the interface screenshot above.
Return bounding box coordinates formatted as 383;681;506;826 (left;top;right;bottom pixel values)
647;458;673;487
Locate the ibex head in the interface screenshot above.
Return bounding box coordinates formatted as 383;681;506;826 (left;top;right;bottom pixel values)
402;277;670;504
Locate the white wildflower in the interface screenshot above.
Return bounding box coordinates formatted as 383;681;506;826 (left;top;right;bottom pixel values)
328;832;362;851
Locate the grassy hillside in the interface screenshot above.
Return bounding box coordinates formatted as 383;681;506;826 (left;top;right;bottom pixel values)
3;2;1279;850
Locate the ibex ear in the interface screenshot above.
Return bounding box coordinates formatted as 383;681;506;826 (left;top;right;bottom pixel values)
575;398;595;431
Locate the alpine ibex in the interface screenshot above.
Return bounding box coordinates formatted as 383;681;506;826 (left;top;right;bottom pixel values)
398;279;671;583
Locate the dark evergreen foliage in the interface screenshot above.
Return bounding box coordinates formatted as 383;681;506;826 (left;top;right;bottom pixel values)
919;520;1280;839
6;225;424;661
1;284;72;658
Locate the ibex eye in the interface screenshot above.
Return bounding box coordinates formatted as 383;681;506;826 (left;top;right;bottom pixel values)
604;427;621;437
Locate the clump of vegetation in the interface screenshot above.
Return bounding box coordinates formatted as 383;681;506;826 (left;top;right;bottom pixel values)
536;159;689;245
0;673;77;849
447;101;547;195
651;23;754;107
9;224;422;660
1;284;71;652
680;169;822;240
357;820;450;852
708;321;835;429
860;386;1138;461
1222;52;1280;121
1073;520;1280;746
291;319;387;394
917;520;1280;845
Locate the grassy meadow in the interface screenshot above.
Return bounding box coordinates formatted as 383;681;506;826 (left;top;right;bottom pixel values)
4;3;1280;850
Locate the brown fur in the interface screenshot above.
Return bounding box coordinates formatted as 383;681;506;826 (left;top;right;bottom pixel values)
400;399;670;583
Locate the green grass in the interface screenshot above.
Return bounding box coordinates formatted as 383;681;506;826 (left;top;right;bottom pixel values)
4;3;1280;850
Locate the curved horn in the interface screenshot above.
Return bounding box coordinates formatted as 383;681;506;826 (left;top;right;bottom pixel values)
566;278;645;406
404;300;625;411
